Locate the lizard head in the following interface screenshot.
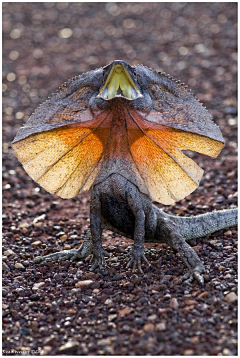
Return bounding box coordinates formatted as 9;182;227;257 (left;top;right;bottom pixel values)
98;60;143;101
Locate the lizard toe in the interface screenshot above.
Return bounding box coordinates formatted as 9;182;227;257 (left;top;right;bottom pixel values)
90;247;110;271
180;268;205;286
193;271;204;287
126;247;150;274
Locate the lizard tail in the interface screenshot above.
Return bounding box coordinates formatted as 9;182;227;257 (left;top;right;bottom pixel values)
164;208;238;241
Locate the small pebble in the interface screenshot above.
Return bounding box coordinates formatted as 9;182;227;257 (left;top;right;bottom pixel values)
98;337;114;346
108;314;117;322
143;323;155;332
33;222;43;228
184;349;195;355
2;288;9;297
32;214;46;224
183;306;194;314
122;324;131;332
218;265;225;271
41;346;52;355
222;348;233;355
14;262;25;269
32;282;45;291
93;289;100;294
169;297;179;309
158;308;169;315
156;322;167;331
2;262;10;271
53;226;62;230
56;231;66;237
198;291;209;299
58;340;80;353
4;249;15;256
59;234;68;241
148;314;157;322
185;300;198;306
64;245;71;250
190;336;199;344
118;307;133;317
18;222;29;229
29;294;40;301
32;240;42;246
75;280;94;289
224;292;237;303
66;309;77;314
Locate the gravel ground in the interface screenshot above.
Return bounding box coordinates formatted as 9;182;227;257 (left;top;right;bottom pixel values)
2;2;237;356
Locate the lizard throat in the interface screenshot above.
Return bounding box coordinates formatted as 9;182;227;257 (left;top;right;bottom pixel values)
98;63;143;101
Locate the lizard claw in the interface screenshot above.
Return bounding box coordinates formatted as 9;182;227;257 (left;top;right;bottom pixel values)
90;247;110;271
126;246;151;274
180;267;205;287
193;271;205;287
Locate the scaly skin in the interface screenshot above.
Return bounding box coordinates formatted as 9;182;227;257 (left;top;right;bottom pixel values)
34;173;237;286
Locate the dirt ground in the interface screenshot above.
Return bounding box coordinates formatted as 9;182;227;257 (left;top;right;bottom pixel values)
2;2;237;356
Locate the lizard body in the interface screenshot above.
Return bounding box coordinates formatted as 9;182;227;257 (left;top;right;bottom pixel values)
13;60;237;285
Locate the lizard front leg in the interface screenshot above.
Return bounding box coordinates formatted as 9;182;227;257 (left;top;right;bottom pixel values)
125;185;151;273
90;187;110;271
158;218;205;286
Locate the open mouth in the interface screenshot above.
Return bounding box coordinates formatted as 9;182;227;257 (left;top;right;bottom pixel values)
98;63;143;100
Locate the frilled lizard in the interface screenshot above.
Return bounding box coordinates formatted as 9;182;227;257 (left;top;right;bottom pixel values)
12;60;237;285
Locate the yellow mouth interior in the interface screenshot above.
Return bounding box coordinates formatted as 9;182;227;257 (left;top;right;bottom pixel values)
98;63;142;100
